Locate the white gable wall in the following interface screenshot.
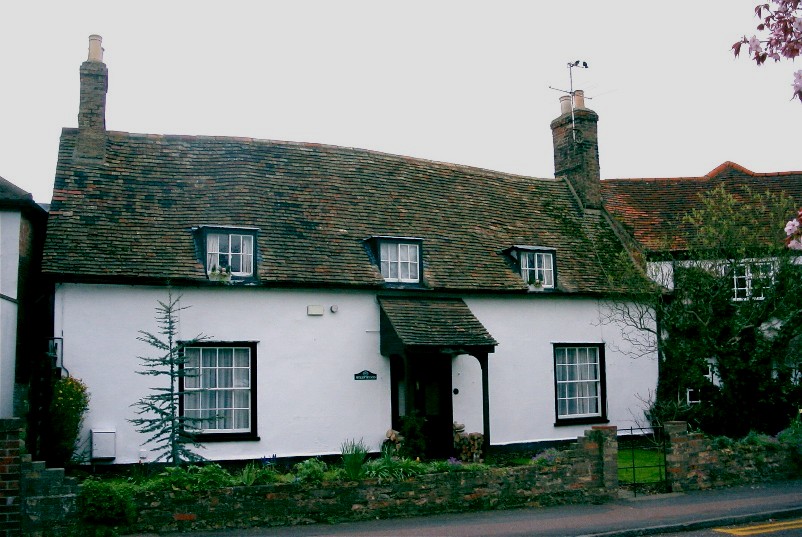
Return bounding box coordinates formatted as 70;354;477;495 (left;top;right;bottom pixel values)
55;283;657;464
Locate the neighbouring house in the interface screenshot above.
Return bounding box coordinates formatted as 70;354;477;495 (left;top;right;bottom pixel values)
602;161;802;292
0;176;48;423
42;36;658;464
602;163;802;427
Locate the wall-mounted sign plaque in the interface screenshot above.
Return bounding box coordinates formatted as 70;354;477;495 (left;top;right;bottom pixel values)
354;370;377;380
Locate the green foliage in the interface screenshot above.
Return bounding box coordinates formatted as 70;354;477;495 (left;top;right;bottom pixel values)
77;479;136;527
238;461;280;486
398;412;427;459
340;438;369;480
293;458;327;484
129;292;208;466
44;376;89;467
711;436;735;450
531;448;562;468
144;463;236;492
363;449;427;482
609;186;802;438
778;417;802;472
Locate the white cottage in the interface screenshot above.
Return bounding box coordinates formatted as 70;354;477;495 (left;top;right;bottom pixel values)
42;36;657;464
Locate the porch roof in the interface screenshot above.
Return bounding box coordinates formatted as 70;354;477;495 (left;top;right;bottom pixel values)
378;296;497;355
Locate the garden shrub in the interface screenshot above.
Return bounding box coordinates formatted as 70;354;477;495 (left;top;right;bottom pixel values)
239;461;280;486
44;376;90;467
340;438;369;480
531;448;562;468
778;417;802;471
398;412;426;459
144;463;236;492
77;479;136;527
294;458;327;484
363;451;426;482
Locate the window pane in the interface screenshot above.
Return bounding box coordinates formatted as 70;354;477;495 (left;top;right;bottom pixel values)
218;348;233;367
231;235;242;254
182;345;253;434
554;346;602;419
234;348;250;367
234;390;249;408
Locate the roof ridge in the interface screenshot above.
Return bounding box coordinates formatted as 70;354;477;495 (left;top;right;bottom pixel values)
96;129;554;183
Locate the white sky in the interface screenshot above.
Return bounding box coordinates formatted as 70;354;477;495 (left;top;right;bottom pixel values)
1;1;800;204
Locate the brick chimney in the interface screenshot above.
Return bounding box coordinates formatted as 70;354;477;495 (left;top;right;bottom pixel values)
550;90;601;210
74;35;107;161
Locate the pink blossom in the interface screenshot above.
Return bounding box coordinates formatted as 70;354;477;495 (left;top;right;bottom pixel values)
794;70;802;94
749;35;764;54
785;218;800;236
788;238;802;250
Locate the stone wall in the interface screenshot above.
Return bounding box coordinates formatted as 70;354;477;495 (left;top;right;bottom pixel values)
665;421;798;492
128;426;619;534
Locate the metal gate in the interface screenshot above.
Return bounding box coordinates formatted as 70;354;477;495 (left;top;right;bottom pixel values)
617;426;669;495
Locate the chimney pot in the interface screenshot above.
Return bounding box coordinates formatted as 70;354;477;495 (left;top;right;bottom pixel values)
559;95;572;115
87;35;103;62
573;89;585;109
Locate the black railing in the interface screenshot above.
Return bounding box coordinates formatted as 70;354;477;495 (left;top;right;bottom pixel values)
617;426;669;495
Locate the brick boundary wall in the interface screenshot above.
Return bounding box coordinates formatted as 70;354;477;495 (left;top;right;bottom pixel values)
665;421;798;492
0;419;23;537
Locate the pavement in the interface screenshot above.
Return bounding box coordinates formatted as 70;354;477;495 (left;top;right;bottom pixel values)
131;480;802;537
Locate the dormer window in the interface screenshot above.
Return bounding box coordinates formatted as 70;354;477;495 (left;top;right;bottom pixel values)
365;236;422;284
506;246;556;289
196;226;258;280
207;233;254;276
380;241;420;283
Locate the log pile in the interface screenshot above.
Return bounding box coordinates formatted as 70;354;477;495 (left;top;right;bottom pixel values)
453;422;484;462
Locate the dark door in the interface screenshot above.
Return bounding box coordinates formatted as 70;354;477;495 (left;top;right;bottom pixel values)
409;352;453;459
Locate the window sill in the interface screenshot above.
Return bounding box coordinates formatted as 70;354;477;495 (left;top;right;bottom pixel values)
554;417;609;427
192;433;260;442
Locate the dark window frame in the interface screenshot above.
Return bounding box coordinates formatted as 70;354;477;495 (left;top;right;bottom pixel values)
552;343;608;426
179;340;259;442
505;245;558;291
363;236;425;287
194;226;259;283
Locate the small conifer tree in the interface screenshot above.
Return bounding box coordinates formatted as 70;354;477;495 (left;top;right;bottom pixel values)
129;292;208;465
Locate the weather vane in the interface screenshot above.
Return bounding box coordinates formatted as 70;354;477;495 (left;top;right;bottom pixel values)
549;60;589;142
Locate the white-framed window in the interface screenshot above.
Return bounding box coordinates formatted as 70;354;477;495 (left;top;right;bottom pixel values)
554;344;605;422
183;343;255;436
380;241;420;283
732;260;775;301
521;251;555;288
206;233;254;277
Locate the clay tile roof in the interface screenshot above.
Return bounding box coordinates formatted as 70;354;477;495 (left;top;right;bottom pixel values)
378;296;497;348
0;175;46;216
601;162;802;253
43;129;638;293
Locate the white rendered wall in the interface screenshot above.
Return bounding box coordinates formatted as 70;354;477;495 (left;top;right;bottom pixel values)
0;212;21;418
54;284;391;464
54;284;657;463
463;296;658;445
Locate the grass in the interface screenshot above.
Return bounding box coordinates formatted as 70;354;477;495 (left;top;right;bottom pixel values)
617;447;666;484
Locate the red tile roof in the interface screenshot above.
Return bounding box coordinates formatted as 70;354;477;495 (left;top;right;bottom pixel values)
43;129;636;294
601;162;802;253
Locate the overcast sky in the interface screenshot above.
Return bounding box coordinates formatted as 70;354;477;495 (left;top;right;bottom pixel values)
1;1;799;204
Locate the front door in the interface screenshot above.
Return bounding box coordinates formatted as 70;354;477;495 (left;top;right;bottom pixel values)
391;352;453;459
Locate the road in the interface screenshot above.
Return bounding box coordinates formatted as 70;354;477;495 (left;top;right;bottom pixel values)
651;516;802;536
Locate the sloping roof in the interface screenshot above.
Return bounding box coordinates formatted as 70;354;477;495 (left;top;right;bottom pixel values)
378;297;497;349
43;128;636;293
0;175;46;216
602;162;802;254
